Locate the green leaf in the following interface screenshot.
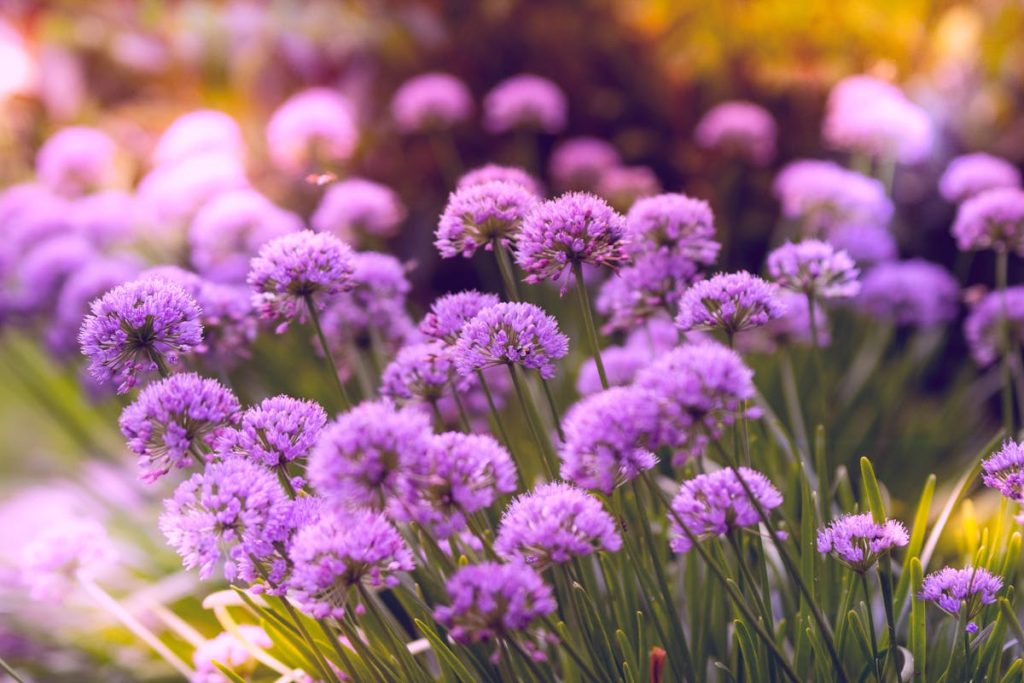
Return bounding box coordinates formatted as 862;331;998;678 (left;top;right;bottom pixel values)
211;661;247;683
908;558;926;682
413;619;476;683
893;475;935;616
859;457;886;524
1000;599;1024;650
733;619;766;683
999;658;1023;683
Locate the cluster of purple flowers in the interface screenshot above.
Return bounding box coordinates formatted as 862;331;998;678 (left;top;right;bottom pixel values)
816;513;908;573
675;271;785;338
694;100;777;166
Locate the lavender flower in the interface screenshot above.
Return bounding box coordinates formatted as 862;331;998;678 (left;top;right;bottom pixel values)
7;234;96;316
483;74;567;134
247;231;354;330
981;441;1024;501
119;373;240;483
152;109;246;166
35;126;117;196
940;153;1022;203
625;192;720;263
595;166;662;212
560;386;659;493
453;302;569;380
858;259;960;329
78;278;203;393
951;187;1024;254
816;513;909;573
826;223;898;266
71;190;140;248
381;342;465;404
419;290;501;344
596;251;698;332
436;181;538;257
231;396;327;468
136;152;249;227
19;518;116;602
576;344;651;396
457;164;543;196
391;72;473;133
774;160;893;234
675;271;785;336
669;467;783;553
694;101;777;166
312;178;406;241
964;287;1024;366
265;87;358;173
743;291;830;352
549;137;621;191
766;239;861;299
919;566;1002;621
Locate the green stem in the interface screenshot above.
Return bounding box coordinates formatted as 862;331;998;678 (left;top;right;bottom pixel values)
572;260;609;390
305;295;352;411
779;347;810;460
493;239;521;302
507;365;558;479
860;572;882;682
806;290;828;429
539;377;565;441
451;390;473;432
0;655;24;683
997;249;1015;437
540;616;605;683
476;370;515;450
429;400;446;431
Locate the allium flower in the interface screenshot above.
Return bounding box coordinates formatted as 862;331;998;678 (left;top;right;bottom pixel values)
668;467;783;553
457;164;543;196
858;259;960;329
826;223;898;266
152;109;246;166
766;240;860;299
816;513;909;573
454;302;569;380
495;482;621;568
312;178;406;240
747;291;830;351
596;251;698;332
635;343;759;463
483;74;567;134
35;126;117;196
560;386;659;493
516;192;627;290
549;137;621;191
71;190;140;247
247;231;354;330
774;160;893;234
434;561;556;645
120;373;240;483
951;187;1024;254
19;518;116;602
965;287;1024;366
308;400;433;510
160;456;291;581
919;566;1002;622
625;193;720;263
136;152;249;227
189;189;302;283
78;278;203;393
192;626;271;683
47;255;141;357
940;153;1022;204
265;88;358;173
391;72;473;133
288;508;414;619
595;165;662;212
230;396;327;468
981;441;1024;502
675;271;785;336
7;234;96;316
436;181;538;258
694;100;777;166
381;342;465;403
576;344;651;396
419;290;501;344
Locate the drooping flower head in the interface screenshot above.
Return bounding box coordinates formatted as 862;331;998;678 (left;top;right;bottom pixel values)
951;187;1024;254
78;278;203;393
766;239;860;299
454;302;569;380
857;259;960;329
694;100;777;166
120;373;240;483
36;125;118;196
457;164;544;196
312;178;406;241
826;223;898;266
436;180;538;258
816;513;909;573
595;165;662;212
152;109;246;166
391;72;473;133
596;251;699;333
419;290;501;344
576;344;652;396
265;87;358;173
247;231;354;330
288;508;414;619
625;192;720;263
483;74;567;134
774;160;893;235
940;153;1022;204
669;467;783;553
381;342;465;404
675;271;785;337
548;137;621;191
919;566;1002;624
981;441;1024;501
230;396;327;468
495;482;621;569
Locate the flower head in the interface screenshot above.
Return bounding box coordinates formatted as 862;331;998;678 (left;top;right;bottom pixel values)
265;88;358;173
766;239;860;299
596;251;699;332
919;566;1002;619
964;287;1024;366
457;164;543;196
136;152;248;227
774;160;893;234
826;224;898;266
625;193;720;263
312;178;406;241
454;302;569;380
576;344;651;396
940;153;1022;204
952;187;1024;254
981;441;1024;501
153;109;245;167
816;513;909;573
857;259;960;329
595;166;661;212
419;290;501;344
549;137;621;191
381;342;465;403
483;74;567;134
391;72;473;133
7;234;97;316
436;181;538;258
695;101;777;166
675;272;785;336
230;396;327;468
36;126;117;196
19;518;116;602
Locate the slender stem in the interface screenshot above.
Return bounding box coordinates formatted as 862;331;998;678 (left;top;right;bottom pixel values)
877;557;898;680
539;377;565;441
506;637;550;683
477;370;514;449
0;655;25;683
860;572;882;682
997;249;1015;437
277;592;343;683
540;616;605;683
493;239;521;302
779;347;810;459
806;290;828;429
507;365;558;479
451;389;473;432
348;344;376;400
572;261;609;390
318;620;360;683
305;295;352;411
429;399;446;431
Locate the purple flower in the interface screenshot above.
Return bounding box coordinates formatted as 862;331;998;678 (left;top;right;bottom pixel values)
136;152;248;227
549;137;621;191
981;441;1024;501
436;180;538;258
560;386;659;493
6;234;97;316
596;251;698;332
635;342;759;464
816;513;909;572
19;517;117;602
695;100;777;166
457;164;543;196
774;160;893;235
78;278;204;393
576;344;651;396
419;290;501;344
265;87;358;173
595;165;662;212
230;396;328;468
35;126;117;196
453;302;569;380
516;192;627;290
919;566;1002;618
965;287;1024;366
247;231;355;331
192;627;272;683
857;259;960;329
312;178;406;241
152;109;245;166
159;456;291;581
940;153;1022;204
669;467;783;553
434;561;556;645
766;240;860;299
951;187;1024;255
625;192;720;263
495;482;621;568
826;224;898;266
483;74;567;134
120;373;240;483
675;271;785;336
308;400;433;510
381;342;465;404
391;72;473;133
742;291;830;352
288;508;414;619
71;190;140;248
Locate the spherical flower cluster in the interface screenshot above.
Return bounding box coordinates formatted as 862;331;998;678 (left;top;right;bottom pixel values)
71;190;140;247
483;74;567;134
35;126;117;196
152;109;246;166
288;508;414;619
964;287;1024;366
766;239;860;299
857;259;960;329
495;482;621;568
8;234;97;316
247;231;354;330
774;160;893;234
816;513;909;573
576;344;651;396
694;100;777;166
951;187;1024;254
47;255;141;357
381;342;465;403
454;302;569;380
18;518;117;602
919;566;1002;621
826;224;898;266
675;271;785;336
516;192;627;290
265;88;358;173
436;180;538;257
560;386;660;493
419;290;501;344
457;164;543;196
981;441;1024;501
78;278;203;393
136;152;249;227
119;373;240;483
625;192;720;263
391;72;473;133
596;251;698;332
192;626;271;683
940;153;1022;204
548;137;621;191
669;467;783;553
230;396;327;468
312;178;407;241
434;561;556;646
595;165;661;212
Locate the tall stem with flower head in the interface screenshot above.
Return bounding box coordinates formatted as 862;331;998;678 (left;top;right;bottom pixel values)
997;249;1015;436
493;238;521;302
572;260;610;390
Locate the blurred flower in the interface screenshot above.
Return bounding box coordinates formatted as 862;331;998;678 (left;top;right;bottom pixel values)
454;302;569;380
857;259;960;329
419;290;501;345
951;187;1024;254
19;518;116;602
0;19;34;100
381;341;464;404
266;87;358;173
576;344;651;396
695;101;777;166
981;441;1024;502
549;137;621;191
675;271;784;336
312;178;406;241
35;126;118;197
483;74;567;134
436;180;538;258
816;513;908;573
774;160;892;235
825;224;898;266
153;110;246;166
136;152;249;228
457;164;543;196
940;153;1022;204
192;626;271;683
965;287;1024;366
743;291;830;352
391;72;473;133
71;190;141;248
766;239;860;299
596;250;697;333
6;234;97;317
625;192;719;263
595;165;661;212
920;566;1002;621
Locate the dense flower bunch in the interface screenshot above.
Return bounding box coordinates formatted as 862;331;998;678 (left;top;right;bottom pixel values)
816;513;909;573
920;567;1002;621
940;153;1022;204
766;239;860;299
981;441;1024;501
952;187;1024;254
694;100;777;166
675;271;785;336
774;160;893;234
312;178;407;241
454;301;569;379
436;180;538;257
